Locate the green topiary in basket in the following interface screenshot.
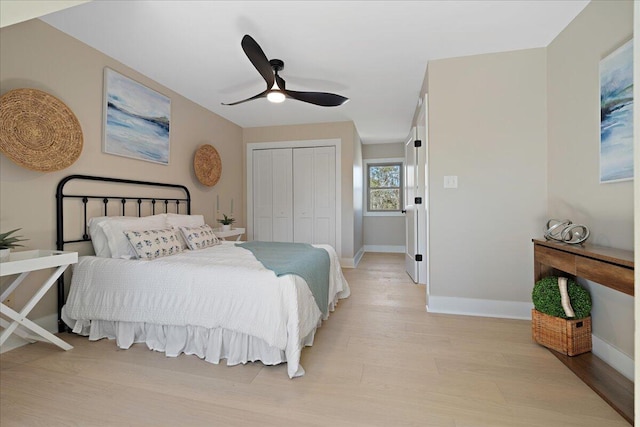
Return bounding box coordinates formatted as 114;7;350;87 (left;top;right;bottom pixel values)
532;276;591;319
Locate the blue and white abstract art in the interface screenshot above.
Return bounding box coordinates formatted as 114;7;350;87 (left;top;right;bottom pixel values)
599;39;633;183
103;68;171;165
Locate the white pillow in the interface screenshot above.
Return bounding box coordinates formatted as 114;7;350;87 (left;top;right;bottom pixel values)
99;214;167;259
179;224;220;250
88;216;124;257
124;228;182;260
166;213;205;249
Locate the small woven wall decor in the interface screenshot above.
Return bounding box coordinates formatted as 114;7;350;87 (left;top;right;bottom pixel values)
0;88;83;172
194;144;222;186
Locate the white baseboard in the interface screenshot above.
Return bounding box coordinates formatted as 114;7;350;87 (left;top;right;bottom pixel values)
342;246;401;267
340;247;365;269
364;245;405;254
340;258;354;268
426;296;533;320
592;335;634;381
0;313;58;354
353;247;364;267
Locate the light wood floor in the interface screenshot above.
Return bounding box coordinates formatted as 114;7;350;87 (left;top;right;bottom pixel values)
0;253;629;426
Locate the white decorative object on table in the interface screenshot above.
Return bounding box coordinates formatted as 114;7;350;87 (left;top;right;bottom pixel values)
0;250;77;350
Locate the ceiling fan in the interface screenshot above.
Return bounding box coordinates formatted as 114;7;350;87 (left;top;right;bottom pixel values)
222;35;349;107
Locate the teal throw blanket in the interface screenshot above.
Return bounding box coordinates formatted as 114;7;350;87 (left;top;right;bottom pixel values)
237;241;330;316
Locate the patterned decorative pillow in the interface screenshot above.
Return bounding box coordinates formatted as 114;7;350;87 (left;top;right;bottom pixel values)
179;224;220;250
166;213;205;249
124;228;182;260
99;214;167;259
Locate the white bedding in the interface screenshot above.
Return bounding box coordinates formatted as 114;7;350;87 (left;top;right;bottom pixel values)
62;241;350;378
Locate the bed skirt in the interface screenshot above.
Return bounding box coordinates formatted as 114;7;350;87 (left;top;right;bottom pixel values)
62;313;317;378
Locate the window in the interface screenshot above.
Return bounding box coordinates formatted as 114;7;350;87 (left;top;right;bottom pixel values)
367;162;403;212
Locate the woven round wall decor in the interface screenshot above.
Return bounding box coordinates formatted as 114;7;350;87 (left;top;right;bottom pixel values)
194;144;222;186
0;88;83;172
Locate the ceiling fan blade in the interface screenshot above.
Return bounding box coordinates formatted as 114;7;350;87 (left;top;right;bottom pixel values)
283;90;349;107
241;35;274;89
221;90;268;106
276;74;348;107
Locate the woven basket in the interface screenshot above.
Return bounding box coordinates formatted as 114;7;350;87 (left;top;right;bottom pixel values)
0;88;83;172
531;309;591;356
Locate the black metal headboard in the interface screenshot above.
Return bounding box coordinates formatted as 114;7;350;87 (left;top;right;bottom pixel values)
55;174;191;331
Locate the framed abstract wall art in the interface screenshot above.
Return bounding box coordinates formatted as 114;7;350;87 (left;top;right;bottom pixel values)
599;39;633;183
103;68;171;165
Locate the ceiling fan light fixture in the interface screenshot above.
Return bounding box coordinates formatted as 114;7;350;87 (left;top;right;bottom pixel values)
267;90;285;103
222;35;348;107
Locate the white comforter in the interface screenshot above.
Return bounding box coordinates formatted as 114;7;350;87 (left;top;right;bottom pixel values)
62;241;350;377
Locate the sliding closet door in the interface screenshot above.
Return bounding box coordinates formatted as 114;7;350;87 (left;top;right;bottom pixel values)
271;149;293;242
293;146;335;247
253;149;293;242
253;150;274;241
293;148;314;244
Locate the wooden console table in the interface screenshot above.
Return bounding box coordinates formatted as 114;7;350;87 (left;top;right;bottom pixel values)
532;238;634;424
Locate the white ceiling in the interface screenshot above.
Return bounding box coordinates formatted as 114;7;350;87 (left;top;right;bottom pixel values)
39;1;589;144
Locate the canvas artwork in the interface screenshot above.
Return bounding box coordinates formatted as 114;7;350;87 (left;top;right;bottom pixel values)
103;68;171;165
599;39;633;183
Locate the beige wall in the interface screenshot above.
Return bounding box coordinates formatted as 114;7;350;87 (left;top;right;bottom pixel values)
547;0;634;357
362;142;405;248
242;121;362;261
427;48;548;305
362;142;404;159
0;20;243;322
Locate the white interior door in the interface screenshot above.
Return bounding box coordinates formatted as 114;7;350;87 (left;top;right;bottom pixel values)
293;147;336;247
416;96;429;290
405;129;419;283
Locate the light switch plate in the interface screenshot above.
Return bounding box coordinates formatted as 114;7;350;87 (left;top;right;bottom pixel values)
444;175;458;189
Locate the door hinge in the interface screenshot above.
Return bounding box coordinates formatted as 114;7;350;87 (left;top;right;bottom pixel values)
414;140;422;148
415;254;423;262
414;197;422;204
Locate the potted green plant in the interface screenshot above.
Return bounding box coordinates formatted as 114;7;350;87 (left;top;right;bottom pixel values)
0;228;27;261
217;214;235;231
531;276;592;356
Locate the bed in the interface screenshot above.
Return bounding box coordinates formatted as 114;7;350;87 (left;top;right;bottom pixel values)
56;175;350;378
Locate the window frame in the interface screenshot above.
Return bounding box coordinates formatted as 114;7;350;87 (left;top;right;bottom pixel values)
364;158;404;217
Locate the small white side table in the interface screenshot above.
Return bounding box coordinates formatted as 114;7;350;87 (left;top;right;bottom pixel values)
213;227;245;241
0;250;78;350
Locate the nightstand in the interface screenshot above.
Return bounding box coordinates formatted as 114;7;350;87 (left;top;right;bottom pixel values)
213;227;245;241
0;250;77;350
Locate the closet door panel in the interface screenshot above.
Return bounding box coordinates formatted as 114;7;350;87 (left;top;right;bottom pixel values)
293;148;314;244
271;149;293;242
252;150;274;241
313;146;336;247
